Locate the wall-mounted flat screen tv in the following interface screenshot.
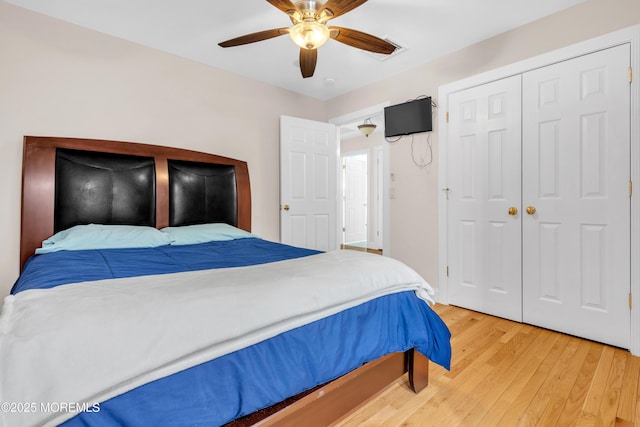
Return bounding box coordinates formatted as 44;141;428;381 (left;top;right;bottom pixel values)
384;97;433;138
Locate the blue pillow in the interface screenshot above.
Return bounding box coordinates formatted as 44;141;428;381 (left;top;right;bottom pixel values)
160;223;257;246
35;224;174;254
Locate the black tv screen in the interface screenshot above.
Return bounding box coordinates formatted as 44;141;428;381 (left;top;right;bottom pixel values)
384;97;433;138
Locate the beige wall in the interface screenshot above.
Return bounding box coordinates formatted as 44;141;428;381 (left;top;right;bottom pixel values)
1;0;639;298
0;1;325;297
327;0;640;291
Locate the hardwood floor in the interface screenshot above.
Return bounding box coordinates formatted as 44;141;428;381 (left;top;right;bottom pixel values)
340;244;383;256
334;304;640;426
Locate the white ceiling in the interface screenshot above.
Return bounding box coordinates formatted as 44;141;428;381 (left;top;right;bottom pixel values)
5;0;585;100
6;0;586;101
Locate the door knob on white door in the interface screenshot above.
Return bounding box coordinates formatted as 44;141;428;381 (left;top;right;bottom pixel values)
526;205;536;215
508;207;518;216
282;204;290;211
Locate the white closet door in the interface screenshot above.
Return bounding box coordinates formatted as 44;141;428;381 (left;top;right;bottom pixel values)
448;75;523;322
522;44;631;348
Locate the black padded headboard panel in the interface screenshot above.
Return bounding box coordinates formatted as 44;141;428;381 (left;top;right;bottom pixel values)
55;148;156;232
168;160;238;227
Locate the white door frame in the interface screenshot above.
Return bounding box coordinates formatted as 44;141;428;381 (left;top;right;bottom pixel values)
330;102;391;256
438;24;640;355
340;147;384;250
373;145;384;250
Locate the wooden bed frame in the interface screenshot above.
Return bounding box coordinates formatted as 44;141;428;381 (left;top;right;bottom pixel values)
19;135;429;426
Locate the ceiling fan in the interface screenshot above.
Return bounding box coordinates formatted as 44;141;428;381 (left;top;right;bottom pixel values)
218;0;396;78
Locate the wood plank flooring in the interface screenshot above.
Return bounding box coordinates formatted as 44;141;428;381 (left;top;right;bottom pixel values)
340;245;383;256
334;304;640;426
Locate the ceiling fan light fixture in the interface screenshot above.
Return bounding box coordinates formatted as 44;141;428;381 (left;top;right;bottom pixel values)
358;118;377;137
219;1;397;79
290;20;330;49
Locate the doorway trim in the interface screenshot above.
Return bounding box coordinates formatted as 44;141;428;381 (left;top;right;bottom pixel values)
330;102;391;256
438;24;640;355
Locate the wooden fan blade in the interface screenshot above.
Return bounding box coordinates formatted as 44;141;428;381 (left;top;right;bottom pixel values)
319;0;368;20
266;0;296;15
219;28;289;47
299;48;317;78
329;27;395;54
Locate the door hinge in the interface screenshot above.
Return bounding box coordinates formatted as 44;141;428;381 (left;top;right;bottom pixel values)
630;180;633;197
446;265;449;277
630;67;633;84
342;227;346;232
446;112;449;123
629;293;633;310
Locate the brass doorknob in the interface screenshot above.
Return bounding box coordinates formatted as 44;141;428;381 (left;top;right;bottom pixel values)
526;206;537;215
508;207;518;216
282;204;290;211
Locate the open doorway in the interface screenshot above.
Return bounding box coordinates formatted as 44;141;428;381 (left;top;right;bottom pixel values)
340;148;383;254
330;103;388;256
341;151;369;251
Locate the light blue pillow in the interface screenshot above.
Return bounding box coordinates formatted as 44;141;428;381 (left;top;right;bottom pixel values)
160;223;257;246
35;224;174;254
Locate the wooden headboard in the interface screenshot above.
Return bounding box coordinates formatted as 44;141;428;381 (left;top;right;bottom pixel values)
20;136;251;270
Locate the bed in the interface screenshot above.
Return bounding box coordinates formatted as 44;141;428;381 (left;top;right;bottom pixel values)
0;136;451;427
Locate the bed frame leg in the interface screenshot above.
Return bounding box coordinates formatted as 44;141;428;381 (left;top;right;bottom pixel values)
406;348;429;393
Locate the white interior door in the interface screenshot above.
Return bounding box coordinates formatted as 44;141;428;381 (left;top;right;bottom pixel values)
522;44;631;348
280;115;338;251
447;75;523;322
343;154;368;245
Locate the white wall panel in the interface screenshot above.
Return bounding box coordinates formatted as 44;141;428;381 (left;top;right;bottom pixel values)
488;221;507;294
538;121;560;199
580;113;606;198
580;224;606;310
488;130;506;200
460;220;476;288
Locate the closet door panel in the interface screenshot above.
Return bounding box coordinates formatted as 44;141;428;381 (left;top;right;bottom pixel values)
522;44;631;348
448;75;523;322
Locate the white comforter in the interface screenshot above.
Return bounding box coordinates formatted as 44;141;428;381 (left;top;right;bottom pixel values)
0;250;434;427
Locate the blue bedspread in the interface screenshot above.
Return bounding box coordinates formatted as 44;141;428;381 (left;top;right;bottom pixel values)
12;239;451;426
12;238;320;294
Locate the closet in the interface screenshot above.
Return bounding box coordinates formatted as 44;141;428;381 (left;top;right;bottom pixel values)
445;44;631;349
